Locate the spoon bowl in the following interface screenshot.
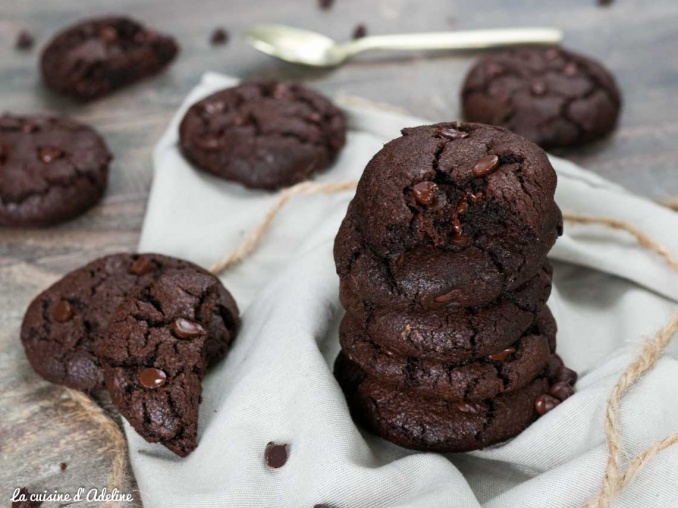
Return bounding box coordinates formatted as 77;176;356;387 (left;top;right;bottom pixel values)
245;24;348;67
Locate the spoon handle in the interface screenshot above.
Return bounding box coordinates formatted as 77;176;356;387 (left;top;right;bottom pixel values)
344;28;563;55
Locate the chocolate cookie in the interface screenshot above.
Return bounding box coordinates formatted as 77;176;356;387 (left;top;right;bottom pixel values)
0;114;111;227
41;16;179;100
461;47;621;149
335;353;549;452
178;81;347;190
101;270;239;457
341;260;554;364
339;310;554;402
346;123;562;304
20;253;217;390
336;200;555;312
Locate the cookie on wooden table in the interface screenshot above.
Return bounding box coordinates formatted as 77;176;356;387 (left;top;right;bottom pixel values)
101;270;239;457
20;253;219;390
461;47;621;148
41;16;179;100
178;81;347;190
0;114;111;227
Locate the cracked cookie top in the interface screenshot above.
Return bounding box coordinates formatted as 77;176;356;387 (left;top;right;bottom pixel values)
348;122;561;296
0;114;111;227
461;47;621;148
41;16;179;100
101;270;239;457
20;253;216;391
178;81;347;190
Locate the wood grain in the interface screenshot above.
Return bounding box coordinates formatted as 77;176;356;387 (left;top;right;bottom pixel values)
1;0;677;505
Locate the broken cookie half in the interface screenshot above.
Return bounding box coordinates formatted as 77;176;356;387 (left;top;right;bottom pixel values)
100;269;239;457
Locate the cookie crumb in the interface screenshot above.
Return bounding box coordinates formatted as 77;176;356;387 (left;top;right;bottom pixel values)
15;30;34;50
352;24;367;40
210;27;229;45
60;462;67;471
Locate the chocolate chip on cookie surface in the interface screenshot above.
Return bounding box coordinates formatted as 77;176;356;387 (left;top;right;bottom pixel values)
178;81;347;190
100;270;239;457
461;47;621;148
0;114;111;227
41;16;179;100
20;253;215;390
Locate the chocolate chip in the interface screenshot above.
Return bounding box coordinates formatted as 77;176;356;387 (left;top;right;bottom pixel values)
60;462;67;471
210;28;229;45
455;402;482;414
564;62;579;77
438;127;469;140
22;122;39;134
531;80;547;96
534;394;560;415
598;0;613;6
472;154;500;178
265;442;289;468
139;368;167;389
555;365;578;385
128;256;155;275
53;300;75;323
455;201;468;216
197;135;220;149
0;145;7;163
173;318;205;339
15;30;34;50
305;112;323;124
545;48;560;60
434;288;462;304
412;181;437;206
38;146;63;163
352;24;367;40
468;191;484;204
550;381;575;401
451;216;463;236
100;26;118;43
272;83;293;100
318;0;335;10
486;63;503;78
203;101;225;115
487;347;516;362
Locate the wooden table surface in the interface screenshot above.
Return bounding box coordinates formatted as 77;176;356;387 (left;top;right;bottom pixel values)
2;0;678;505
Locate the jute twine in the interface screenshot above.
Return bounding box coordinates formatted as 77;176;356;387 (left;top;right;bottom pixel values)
64;182;678;508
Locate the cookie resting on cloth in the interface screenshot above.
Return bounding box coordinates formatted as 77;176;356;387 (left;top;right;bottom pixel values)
178;81;346;190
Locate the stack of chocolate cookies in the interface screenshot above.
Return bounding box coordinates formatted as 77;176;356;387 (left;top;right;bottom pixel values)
334;122;577;452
